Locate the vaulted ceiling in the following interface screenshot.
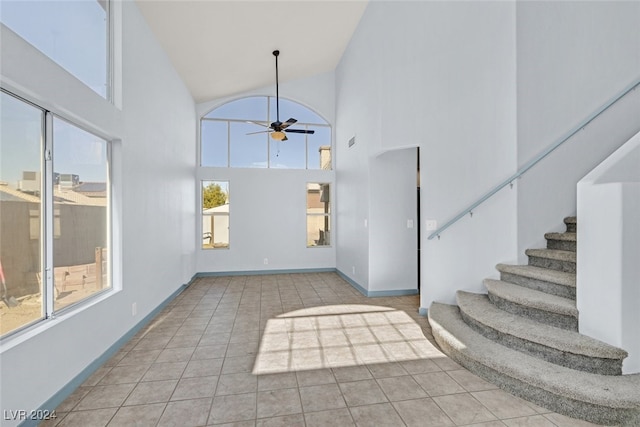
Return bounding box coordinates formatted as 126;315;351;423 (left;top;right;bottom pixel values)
135;1;368;103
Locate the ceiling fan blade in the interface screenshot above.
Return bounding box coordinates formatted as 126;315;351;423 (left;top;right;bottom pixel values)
280;118;297;129
246;120;270;128
284;129;315;134
246;130;271;135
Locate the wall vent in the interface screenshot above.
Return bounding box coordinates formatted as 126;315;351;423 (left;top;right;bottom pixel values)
348;136;356;148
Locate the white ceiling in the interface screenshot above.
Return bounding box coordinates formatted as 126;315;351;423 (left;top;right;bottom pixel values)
135;0;368;103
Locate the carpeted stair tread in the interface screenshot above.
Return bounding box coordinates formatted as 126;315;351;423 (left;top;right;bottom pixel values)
485;279;577;318
525;248;576;262
428;302;640;425
496;264;575;288
456;291;627;360
545;232;576;241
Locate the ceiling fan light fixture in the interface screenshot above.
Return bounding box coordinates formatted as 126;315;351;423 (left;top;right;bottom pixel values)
271;131;286;141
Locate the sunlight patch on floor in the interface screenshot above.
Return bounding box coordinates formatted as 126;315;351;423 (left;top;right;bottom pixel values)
253;304;444;375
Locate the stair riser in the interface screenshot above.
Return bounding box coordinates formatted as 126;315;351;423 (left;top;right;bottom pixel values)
499;272;576;300
528;256;576;273
432;330;636;426
488;293;578;331
459;310;622;375
547;239;577;252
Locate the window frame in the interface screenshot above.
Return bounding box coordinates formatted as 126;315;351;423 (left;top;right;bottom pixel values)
0;0;113;101
201;180;230;250
0;88;114;340
306;182;331;248
200;96;332;170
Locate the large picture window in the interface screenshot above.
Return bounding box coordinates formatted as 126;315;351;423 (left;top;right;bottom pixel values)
201;96;331;170
0;0;111;99
0;90;111;338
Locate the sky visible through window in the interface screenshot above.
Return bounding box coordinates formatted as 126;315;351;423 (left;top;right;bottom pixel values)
0;1;108;186
0;0;108;98
202;96;331;169
1;92;107;186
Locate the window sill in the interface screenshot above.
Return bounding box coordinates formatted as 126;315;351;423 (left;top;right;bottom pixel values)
0;288;120;354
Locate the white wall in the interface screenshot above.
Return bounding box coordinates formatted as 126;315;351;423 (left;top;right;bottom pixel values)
369;148;418;293
196;72;336;273
516;1;640;258
196;167;335;273
0;1;196;422
577;132;640;374
336;1;518;306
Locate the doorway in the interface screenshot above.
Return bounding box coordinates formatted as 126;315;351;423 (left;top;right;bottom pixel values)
369;146;420;294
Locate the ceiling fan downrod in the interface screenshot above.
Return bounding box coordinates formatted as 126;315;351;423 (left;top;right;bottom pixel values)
273;50;280;123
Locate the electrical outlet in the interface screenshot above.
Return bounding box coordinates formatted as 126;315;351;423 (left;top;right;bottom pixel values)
407;219;414;228
132;302;137;316
264;258;268;265
426;220;437;231
352;266;355;274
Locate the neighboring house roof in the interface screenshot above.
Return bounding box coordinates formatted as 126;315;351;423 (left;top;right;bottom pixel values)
75;182;107;197
0;185;107;207
203;204;229;214
0;191;27;202
0;185;40;203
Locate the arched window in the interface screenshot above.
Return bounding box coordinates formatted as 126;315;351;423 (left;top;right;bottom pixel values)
201;96;331;170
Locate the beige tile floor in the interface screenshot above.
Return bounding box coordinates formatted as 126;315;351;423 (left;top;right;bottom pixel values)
46;272;607;427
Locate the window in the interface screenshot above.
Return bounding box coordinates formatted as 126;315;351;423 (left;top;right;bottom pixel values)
201;96;331;169
0;91;45;336
52;117;110;311
0;90;111;338
202;181;229;249
0;0;111;99
307;183;331;247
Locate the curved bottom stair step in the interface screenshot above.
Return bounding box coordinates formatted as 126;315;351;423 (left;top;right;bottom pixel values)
428;302;640;426
456;291;627;375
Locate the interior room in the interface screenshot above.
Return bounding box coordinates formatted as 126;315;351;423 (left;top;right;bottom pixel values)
1;1;639;426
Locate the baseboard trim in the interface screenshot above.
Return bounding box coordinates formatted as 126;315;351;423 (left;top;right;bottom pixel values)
335;269;418;298
19;281;190;427
335;269;368;296
368;289;419;297
419;307;429;317
196;267;336;277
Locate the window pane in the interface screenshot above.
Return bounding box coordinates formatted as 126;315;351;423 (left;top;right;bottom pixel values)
307;215;331;247
307;183;330;247
206;97;267;122
201;120;228;167
307;126;331;170
230;122;267;168
270;131;305;169
202;181;229;249
0;91;45;336
202;96;330;170
52;117;109;311
269;97;326;124
1;0;109;98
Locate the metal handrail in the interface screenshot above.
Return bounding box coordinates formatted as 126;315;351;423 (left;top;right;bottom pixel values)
428;78;640;240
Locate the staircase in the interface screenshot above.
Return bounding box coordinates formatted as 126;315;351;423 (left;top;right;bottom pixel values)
428;216;640;426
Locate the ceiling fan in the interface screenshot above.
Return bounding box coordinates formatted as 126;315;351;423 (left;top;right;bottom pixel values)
247;50;315;141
